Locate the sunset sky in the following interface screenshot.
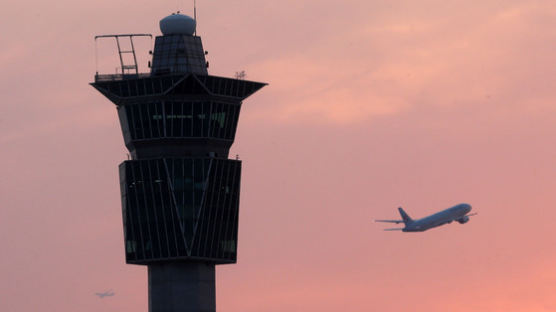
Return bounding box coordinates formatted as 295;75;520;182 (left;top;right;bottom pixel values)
2;1;556;311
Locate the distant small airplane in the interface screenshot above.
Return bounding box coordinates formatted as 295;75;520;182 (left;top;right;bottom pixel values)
95;290;115;298
376;203;477;232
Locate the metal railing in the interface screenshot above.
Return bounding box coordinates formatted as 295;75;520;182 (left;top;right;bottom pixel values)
94;73;152;82
94;34;153;76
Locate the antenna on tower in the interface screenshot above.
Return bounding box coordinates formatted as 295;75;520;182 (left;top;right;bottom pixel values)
194;0;197;36
176;0;184;12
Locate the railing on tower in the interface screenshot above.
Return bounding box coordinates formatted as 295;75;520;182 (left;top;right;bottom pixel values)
94;34;152;81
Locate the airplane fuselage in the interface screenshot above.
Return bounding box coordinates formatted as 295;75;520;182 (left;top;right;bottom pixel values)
95;292;115;298
402;203;472;232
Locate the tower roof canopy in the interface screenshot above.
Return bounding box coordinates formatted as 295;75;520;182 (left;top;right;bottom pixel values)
160;13;196;36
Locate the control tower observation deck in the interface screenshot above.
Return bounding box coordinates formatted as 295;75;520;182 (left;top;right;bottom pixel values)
91;13;266;312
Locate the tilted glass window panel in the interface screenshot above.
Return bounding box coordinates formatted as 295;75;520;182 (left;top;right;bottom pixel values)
164;161;183;257
218;105;226;132
227;79;235;97
206;101;213;137
163;161;187;255
197;162;217;258
223;104;233;140
211;102;218;138
136;104;148;140
211;163;226;257
175;102;184;138
121;105;136;141
145;79;154;95
122;102;170;140
123;160;188;262
136;80;146;96
152;103;164;138
128;105;141;140
183;102;192;137
143;161;162;259
160;77;173;91
151;79;160;94
155;160;174;258
127;162;149;260
121;81;130;97
128;81;138;97
208;102;218;138
121;172;137;260
138;162;156;260
213;166;227;259
140;104;152;139
125;192;141;260
189;159;240;261
220;79;227;96
192;102;203;137
223;162;240;259
201;102;209;137
215;102;227;139
121;158;239;263
230;105;240;140
137;104;150;139
148;161;170;258
227;160;241;260
198;102;205;137
222;160;238;259
216;167;231;259
205;101;212;137
148;104;158;138
164;101;173;137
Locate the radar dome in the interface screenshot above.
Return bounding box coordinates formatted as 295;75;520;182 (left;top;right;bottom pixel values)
160;13;196;35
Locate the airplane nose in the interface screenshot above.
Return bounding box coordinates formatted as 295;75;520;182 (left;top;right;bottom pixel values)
465;204;472;212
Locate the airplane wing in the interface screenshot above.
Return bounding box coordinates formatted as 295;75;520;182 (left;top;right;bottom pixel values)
375;219;404;224
95;290;115;298
383;228;404;231
467;213;478;217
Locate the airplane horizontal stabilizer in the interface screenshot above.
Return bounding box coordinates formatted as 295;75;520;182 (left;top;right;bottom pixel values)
384;228;404;231
467;212;478;217
375;220;404;224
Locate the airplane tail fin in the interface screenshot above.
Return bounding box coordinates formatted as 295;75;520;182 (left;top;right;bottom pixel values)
398;207;413;225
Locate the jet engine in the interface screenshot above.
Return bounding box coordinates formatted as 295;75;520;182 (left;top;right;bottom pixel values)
457;216;469;224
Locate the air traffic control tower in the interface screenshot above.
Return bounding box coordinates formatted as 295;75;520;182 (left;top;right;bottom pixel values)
91;13;266;312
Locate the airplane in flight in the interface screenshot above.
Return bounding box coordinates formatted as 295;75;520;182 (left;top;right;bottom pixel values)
376;203;476;232
95;289;115;299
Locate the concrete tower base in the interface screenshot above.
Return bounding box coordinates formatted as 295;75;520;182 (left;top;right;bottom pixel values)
149;263;216;312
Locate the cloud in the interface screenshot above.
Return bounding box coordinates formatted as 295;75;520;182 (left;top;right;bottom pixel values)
245;1;556;125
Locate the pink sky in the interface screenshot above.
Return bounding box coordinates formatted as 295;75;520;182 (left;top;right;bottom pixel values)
2;1;556;311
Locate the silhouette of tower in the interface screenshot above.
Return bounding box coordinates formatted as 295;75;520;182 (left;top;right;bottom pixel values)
91;13;266;312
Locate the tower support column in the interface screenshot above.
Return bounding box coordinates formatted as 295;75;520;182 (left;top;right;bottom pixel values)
149;262;216;312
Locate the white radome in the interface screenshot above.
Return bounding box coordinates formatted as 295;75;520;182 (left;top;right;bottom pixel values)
160;13;196;35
